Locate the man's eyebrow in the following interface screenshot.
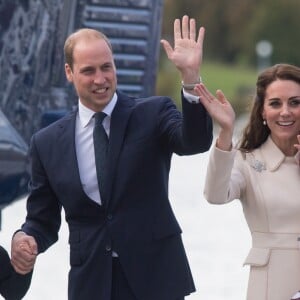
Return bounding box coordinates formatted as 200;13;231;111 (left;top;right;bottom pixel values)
80;65;94;71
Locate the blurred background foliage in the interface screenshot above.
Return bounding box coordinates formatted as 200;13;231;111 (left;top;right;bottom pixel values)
156;0;300;116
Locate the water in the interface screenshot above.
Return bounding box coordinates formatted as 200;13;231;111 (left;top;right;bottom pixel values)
0;152;250;299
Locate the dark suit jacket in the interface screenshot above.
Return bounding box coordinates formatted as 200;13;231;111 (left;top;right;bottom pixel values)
0;246;32;300
21;91;212;300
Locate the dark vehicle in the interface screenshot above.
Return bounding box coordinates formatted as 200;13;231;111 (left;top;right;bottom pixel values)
0;0;164;224
0;110;28;212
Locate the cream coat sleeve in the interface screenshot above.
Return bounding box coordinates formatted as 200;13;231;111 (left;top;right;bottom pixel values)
203;144;246;204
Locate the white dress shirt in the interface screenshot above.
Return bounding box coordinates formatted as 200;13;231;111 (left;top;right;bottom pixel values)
75;93;117;205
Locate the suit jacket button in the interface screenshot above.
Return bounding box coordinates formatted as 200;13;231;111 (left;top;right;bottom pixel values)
107;214;113;220
105;245;111;252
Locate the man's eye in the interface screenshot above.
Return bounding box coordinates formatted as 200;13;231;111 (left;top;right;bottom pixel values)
102;65;112;71
82;69;94;74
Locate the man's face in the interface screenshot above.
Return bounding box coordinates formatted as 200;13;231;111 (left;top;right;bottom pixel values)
65;38;117;112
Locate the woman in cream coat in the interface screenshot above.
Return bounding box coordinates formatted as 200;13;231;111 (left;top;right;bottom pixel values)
194;64;300;300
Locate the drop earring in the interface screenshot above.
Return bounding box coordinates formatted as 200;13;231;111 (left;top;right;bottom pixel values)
263;120;266;125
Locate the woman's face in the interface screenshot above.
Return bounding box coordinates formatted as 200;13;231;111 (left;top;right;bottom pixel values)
262;79;300;154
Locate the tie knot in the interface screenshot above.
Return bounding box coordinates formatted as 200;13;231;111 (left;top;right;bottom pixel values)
94;112;107;124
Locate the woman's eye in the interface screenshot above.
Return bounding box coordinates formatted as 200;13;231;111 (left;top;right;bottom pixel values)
290;99;300;106
269;101;280;107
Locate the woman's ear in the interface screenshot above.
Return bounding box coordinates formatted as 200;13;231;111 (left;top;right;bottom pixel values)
261;109;266;121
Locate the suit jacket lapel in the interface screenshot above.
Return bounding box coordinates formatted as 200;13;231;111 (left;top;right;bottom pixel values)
57;95;134;209
57;108;85;196
105;92;135;209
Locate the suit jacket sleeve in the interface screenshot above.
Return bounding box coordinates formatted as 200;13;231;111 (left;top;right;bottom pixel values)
21;134;62;253
180;91;213;153
158;92;213;155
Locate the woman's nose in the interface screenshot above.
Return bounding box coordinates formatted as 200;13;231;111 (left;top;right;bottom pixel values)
280;104;291;116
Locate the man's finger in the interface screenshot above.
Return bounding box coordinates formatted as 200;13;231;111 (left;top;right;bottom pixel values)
160;40;173;59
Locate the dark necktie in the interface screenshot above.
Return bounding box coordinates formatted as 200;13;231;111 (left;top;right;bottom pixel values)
93;112;108;205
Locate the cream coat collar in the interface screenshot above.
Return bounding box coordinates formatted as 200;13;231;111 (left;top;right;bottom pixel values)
257;136;298;171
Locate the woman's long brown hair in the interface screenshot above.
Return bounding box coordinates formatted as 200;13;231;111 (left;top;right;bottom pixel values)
238;63;300;153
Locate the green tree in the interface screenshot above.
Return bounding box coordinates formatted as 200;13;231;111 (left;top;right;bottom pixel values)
161;0;300;66
246;0;300;66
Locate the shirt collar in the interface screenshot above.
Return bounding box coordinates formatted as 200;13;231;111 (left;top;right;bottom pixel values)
78;93;118;128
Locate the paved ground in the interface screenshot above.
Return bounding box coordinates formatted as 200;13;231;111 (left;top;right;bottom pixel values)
0;151;251;299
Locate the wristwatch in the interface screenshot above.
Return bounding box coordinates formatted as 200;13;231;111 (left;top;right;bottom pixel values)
181;77;202;90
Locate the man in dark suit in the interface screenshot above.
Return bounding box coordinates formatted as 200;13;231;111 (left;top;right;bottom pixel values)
11;15;212;299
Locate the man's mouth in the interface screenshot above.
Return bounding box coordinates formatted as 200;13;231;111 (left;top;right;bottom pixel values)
94;87;108;94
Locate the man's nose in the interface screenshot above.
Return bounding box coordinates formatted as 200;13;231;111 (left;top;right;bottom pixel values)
94;70;105;84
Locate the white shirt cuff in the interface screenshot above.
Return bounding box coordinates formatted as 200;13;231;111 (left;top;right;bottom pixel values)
182;89;200;104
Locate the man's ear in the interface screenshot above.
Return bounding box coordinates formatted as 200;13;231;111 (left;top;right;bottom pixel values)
65;63;73;82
